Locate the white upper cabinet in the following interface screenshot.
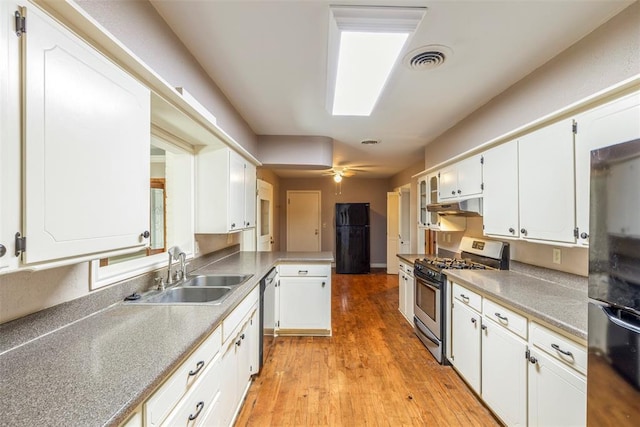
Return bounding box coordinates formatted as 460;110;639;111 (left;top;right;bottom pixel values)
196;147;256;233
417;175;428;227
518;119;576;244
482;140;519;238
439;154;483;200
574;92;640;245
22;5;150;264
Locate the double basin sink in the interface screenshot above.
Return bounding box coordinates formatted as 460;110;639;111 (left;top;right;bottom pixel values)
129;274;253;305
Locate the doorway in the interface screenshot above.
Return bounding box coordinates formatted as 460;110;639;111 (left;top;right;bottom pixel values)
257;179;274;251
286;190;321;252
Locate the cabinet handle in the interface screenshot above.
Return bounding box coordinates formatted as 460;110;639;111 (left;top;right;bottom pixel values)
580;232;589;239
0;244;6;258
494;312;508;322
460;294;470;302
241;333;245;340
451;191;456;195
520;228;527;236
140;230;150;239
529;356;538;364
508;228;515;234
471;318;477;324
551;343;573;357
298;270;308;275
188;401;205;421
188;360;205;376
457;189;462;194
481;324;487;331
236;339;242;347
322;281;326;287
231;223;236;228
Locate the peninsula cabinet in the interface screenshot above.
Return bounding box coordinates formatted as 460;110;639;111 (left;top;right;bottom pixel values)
574;91;640;245
398;260;414;324
196;147;257;233
518;118;576;244
277;264;332;335
22;4;151;265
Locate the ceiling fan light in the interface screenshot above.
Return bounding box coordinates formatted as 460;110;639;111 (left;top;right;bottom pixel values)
333;174;343;183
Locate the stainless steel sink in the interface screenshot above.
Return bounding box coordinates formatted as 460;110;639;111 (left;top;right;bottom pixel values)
140;286;233;304
182;274;252;287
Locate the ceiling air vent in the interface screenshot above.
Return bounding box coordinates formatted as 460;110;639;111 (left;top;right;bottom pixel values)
403;45;452;71
361;139;379;145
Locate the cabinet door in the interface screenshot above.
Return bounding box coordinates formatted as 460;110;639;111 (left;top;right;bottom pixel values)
218;338;239;427
574;92;640;245
483;140;519;238
398;271;406;315
481;319;527;426
528;350;586;427
228;151;245;231
518;119;576;244
457;155;483;198
451;299;481;393
418;177;428;226
405;273;415;322
439;167;458;200
279;277;330;331
244;162;257;228
23;6;150;263
428;174;440;227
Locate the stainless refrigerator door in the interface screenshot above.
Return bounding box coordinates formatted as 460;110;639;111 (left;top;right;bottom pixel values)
588;301;640;426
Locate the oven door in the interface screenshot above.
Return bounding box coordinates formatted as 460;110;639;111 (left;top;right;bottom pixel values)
414;275;441;340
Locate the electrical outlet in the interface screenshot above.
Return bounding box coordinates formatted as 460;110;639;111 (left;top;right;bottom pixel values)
553;248;562;264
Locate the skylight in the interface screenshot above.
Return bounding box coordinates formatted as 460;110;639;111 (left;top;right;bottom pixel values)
327;6;426;117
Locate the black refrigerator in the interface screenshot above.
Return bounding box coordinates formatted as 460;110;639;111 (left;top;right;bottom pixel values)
335;203;370;274
587;138;640;425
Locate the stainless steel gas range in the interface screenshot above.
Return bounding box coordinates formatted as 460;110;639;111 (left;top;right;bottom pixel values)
413;237;509;363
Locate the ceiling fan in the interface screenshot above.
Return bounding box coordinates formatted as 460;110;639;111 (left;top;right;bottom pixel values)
322;167;357;182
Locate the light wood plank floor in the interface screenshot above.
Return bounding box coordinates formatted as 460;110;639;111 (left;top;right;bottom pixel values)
235;270;499;426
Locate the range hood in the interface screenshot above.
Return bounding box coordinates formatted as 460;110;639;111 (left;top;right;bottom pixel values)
427;197;483;217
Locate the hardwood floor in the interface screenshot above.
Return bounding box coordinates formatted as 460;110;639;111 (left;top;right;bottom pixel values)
235;271;499;426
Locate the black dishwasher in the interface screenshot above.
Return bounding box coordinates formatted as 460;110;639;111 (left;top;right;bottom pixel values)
259;267;277;372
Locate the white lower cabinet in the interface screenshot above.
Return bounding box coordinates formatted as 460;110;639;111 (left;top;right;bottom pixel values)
277;264;331;335
398;261;414;324
481;317;527;426
449;281;587;426
451;298;481;393
143;286;259;427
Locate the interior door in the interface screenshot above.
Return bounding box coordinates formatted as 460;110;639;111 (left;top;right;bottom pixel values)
286;191;321;251
387;192;399;274
257;179;274;251
399;187;411;254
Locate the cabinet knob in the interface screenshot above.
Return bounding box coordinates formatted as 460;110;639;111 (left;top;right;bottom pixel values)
140;230;150;239
231;223;236;228
529;356;537;364
580;232;589;239
322;281;326;287
481;324;487;331
451;191;456;195
471;318;477;324
457;189;462;194
520;228;527;236
0;244;6;258
508;228;515;234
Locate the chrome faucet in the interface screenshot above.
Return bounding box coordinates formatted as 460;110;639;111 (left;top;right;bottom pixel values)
166;246;182;285
178;252;187;280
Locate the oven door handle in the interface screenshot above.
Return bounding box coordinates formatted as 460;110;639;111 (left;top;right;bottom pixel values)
414;317;440;345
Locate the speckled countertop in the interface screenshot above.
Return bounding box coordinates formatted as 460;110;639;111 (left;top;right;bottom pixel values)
397;253;588;341
0;251;333;427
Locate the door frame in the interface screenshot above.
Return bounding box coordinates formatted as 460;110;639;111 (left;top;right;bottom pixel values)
286;190;321;252
256;179;274;251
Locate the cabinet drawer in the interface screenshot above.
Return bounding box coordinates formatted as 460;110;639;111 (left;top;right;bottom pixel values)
278;264;330;277
161;352;223;427
531;322;587;375
483;298;528;340
145;326;222;427
223;285;259;343
452;282;482;312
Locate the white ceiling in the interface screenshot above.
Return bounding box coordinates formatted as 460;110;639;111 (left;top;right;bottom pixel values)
150;0;632;178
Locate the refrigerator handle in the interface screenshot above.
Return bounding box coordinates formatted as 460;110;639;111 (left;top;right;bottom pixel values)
602;306;640;334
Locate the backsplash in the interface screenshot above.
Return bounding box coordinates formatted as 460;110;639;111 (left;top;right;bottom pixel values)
436;217;588;277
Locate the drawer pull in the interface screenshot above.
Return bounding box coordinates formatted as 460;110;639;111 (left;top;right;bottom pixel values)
188;401;205;421
188;360;205;377
460;294;470;302
494;312;508;322
298;270;308;275
551;343;573;357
